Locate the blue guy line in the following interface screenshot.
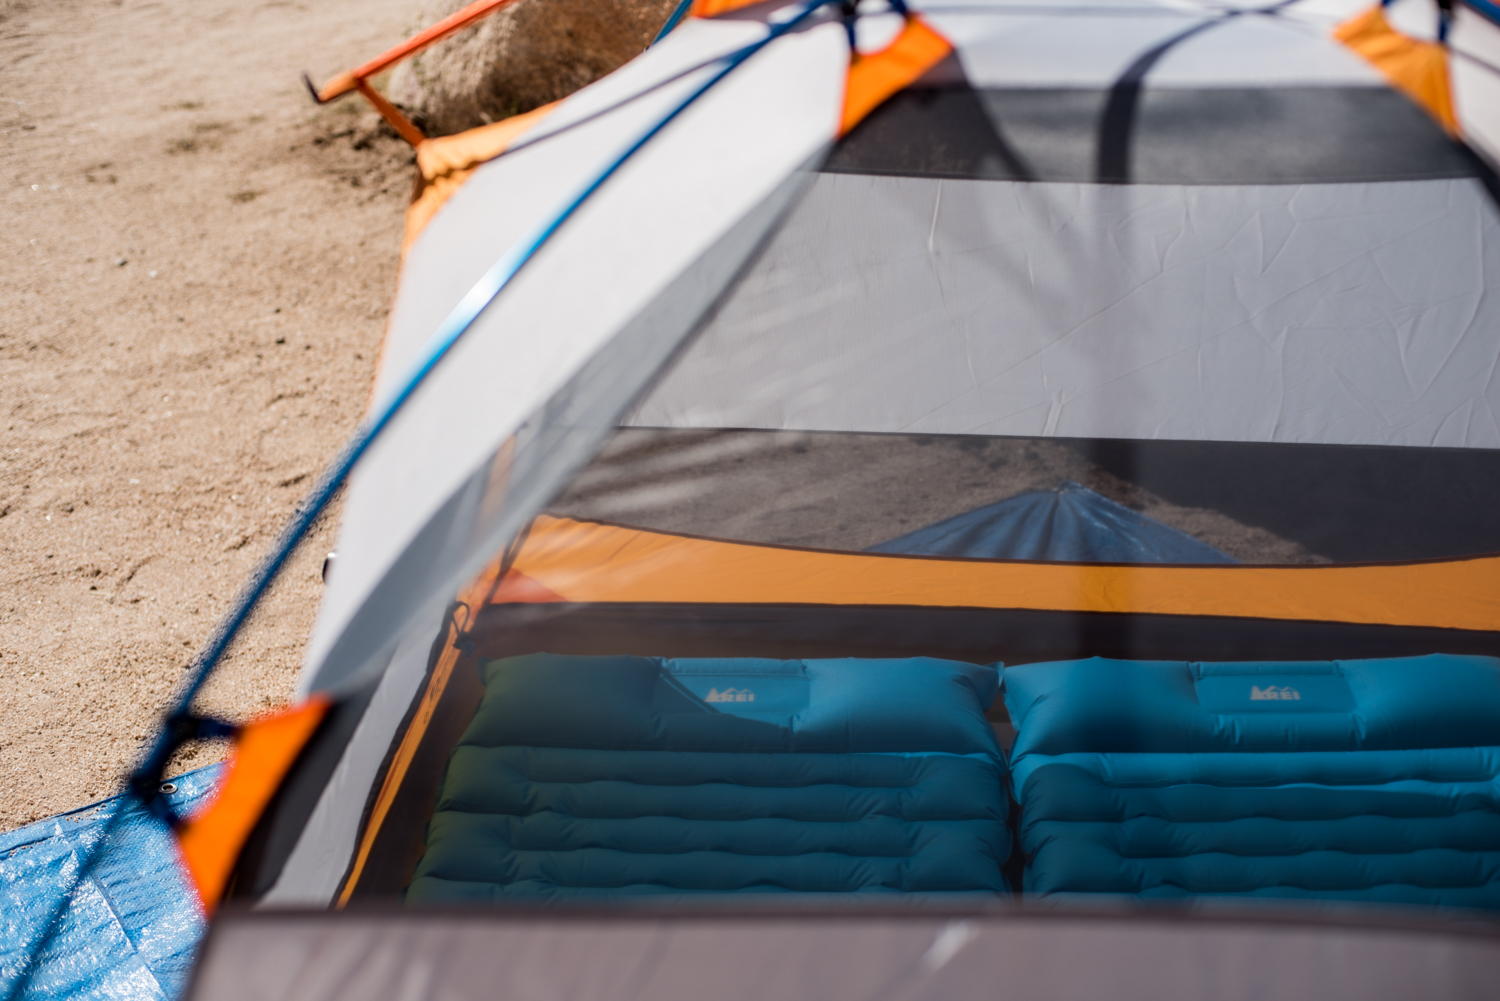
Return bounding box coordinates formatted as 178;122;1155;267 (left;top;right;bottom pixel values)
1;4;839;999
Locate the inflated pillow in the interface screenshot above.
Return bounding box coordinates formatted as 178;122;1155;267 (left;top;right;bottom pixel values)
1005;655;1500;908
408;655;1010;901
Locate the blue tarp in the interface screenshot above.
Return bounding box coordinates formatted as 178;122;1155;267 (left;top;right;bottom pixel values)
0;764;221;1001
868;480;1236;564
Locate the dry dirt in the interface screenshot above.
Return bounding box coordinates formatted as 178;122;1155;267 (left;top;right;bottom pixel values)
1;0;427;829
390;0;677;136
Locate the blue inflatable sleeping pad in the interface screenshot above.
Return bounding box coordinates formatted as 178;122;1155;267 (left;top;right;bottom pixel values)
407;654;1010;901
1003;655;1500;907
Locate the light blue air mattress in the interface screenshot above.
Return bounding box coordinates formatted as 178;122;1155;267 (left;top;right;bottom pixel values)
407;655;1010;901
1004;655;1500;907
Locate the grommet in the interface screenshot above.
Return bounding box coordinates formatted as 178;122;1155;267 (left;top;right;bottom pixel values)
159;782;178;795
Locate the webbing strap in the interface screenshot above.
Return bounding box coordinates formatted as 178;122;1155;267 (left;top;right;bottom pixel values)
840;16;952;136
1336;4;1460;135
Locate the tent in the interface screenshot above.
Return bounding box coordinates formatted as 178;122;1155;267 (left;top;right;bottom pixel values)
10;0;1500;996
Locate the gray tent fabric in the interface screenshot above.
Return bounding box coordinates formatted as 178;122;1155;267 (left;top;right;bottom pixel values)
868;481;1236;563
188;905;1500;1001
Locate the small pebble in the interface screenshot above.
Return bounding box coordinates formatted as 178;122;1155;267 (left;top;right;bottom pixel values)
115;258;127;267
149;270;158;278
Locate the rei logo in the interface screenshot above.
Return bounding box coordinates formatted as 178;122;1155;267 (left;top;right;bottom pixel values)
705;687;756;703
1249;685;1301;701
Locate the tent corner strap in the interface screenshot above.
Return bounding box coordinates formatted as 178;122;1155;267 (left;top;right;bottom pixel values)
128;711;239;822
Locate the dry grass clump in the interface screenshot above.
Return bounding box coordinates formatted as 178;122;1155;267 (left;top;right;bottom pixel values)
390;0;680;137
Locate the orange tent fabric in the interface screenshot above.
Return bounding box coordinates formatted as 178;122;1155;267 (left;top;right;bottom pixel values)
840;17;951;135
494;515;1500;632
404;103;560;254
176;697;330;913
1335;5;1458;135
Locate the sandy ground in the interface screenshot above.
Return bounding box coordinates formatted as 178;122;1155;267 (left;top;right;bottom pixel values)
390;0;675;135
1;0;424;829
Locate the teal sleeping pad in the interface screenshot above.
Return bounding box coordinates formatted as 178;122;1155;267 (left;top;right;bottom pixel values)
407;655;1011;900
1005;654;1500;907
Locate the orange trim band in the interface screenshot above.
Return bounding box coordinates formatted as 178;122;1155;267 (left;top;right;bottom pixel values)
403;102;560;255
501;515;1500;633
1334;5;1459;135
175;696;331;914
840;17;952;136
489;567;565;604
335;619;464;906
335;560;507;905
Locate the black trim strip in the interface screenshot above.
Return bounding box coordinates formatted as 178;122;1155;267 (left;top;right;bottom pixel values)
1095;17;1227;183
470;602;1500;678
825;86;1489;185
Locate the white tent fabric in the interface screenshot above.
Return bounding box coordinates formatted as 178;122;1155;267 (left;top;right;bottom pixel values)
628;174;1500;444
302;13;849;694
261;605;445;906
920;1;1385;88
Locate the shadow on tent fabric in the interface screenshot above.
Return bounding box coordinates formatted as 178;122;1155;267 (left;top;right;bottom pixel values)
868;480;1236;564
0;764;222;1001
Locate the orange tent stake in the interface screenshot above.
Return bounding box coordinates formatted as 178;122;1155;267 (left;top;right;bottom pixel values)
301;0;527;146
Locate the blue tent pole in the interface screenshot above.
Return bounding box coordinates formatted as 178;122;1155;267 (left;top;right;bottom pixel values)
653;0;696;45
1462;0;1500;28
1;4;840;998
